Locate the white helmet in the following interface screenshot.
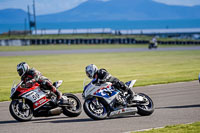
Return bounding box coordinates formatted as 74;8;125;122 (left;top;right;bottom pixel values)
85;64;98;79
17;62;29;77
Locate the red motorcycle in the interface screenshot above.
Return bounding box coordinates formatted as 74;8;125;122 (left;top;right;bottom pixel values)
9;80;82;122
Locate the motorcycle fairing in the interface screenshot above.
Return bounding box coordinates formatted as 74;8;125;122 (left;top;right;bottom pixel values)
18;83;40;97
109;107;138;117
21;87;50;110
10;81;22;98
84;82;119;104
83;78;96;93
33;96;49;110
93;85;118;99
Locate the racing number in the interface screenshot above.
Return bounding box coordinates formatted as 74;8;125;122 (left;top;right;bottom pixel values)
32;93;40;100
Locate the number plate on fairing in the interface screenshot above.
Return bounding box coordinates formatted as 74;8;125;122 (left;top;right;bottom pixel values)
22;88;50;110
22;88;46;103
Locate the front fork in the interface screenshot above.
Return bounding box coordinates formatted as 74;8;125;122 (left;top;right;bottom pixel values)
92;97;102;109
20;98;31;110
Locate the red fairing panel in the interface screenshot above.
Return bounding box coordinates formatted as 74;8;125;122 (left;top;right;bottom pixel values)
33;96;50;110
17;83;40;96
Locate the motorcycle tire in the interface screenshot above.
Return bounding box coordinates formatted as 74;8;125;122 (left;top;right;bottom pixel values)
83;98;108;120
9;100;33;122
62;93;82;117
137;93;154;116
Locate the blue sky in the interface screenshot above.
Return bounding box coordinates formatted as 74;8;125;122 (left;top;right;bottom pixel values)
0;0;200;15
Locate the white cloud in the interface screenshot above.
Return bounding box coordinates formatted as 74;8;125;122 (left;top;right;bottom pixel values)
153;0;200;6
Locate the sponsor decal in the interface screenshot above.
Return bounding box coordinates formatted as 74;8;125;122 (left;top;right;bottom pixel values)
125;108;137;112
110;107;137;116
93;85;117;98
33;96;49;110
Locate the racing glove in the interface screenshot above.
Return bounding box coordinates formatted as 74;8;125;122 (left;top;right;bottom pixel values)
25;79;35;88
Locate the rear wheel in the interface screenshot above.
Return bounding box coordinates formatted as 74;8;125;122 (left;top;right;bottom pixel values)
83;98;108;120
9;99;33;122
137;93;154;116
62;93;82;117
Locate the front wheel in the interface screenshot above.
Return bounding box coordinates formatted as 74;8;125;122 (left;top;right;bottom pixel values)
83;98;108;120
62;93;82;117
9;99;33;122
137;93;154;116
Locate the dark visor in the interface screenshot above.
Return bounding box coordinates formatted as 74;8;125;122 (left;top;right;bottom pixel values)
86;70;93;78
17;69;23;76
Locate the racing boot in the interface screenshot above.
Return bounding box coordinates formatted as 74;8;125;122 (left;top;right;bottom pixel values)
51;87;67;105
58;95;71;106
55;90;62;100
126;88;134;103
118;81;134;103
54;90;71;106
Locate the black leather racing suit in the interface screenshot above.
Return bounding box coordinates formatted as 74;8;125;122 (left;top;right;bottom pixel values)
21;68;61;99
92;69;133;98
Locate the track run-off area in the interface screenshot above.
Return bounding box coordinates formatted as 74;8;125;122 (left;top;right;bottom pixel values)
1;46;200;56
0;81;200;133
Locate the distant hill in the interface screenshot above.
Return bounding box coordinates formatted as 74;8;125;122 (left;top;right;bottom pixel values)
1;0;200;23
0;8;27;23
38;0;200;22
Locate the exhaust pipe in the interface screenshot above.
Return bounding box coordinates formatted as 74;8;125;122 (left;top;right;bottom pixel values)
48;107;62;116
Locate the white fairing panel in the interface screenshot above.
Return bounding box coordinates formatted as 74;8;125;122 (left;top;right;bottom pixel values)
22;88;46;103
84;82;119;104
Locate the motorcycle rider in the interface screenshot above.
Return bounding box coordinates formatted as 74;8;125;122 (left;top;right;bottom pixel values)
149;36;158;49
17;62;67;104
152;36;157;47
85;64;134;102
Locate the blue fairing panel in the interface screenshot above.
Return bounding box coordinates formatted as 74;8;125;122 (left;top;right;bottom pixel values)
94;88;118;98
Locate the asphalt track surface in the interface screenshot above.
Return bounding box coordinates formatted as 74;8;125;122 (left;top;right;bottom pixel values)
0;81;200;133
1;46;200;56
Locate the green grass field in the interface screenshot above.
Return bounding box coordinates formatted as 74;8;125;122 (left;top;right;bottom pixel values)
0;49;200;101
0;44;147;52
133;121;200;133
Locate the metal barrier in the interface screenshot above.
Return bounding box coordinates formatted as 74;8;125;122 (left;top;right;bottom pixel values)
1;38;200;46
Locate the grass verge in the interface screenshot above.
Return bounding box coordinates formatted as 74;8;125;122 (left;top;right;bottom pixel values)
0;50;200;101
133;121;200;133
0;44;147;52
